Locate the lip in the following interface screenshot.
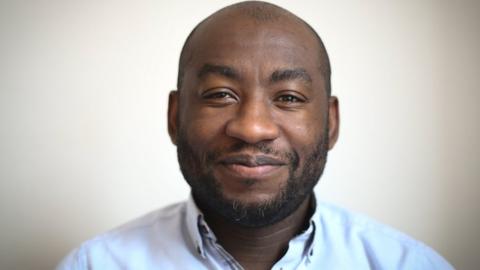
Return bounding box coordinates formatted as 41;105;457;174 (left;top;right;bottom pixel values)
218;154;286;178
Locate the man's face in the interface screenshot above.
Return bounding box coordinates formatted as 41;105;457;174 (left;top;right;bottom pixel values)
169;16;338;227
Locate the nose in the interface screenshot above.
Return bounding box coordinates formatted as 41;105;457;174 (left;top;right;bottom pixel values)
225;99;280;144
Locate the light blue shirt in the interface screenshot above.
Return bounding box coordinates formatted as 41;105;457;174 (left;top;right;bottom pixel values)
57;196;454;269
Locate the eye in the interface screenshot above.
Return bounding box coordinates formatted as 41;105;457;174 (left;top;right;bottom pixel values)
274;91;307;106
201;88;238;106
276;95;303;103
204;91;233;99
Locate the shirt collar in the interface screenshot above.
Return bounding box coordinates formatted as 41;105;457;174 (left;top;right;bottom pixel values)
185;195;207;258
273;194;319;265
306;195;319;261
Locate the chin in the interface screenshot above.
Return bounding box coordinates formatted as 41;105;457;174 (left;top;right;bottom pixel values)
221;190;280;207
191;177;310;227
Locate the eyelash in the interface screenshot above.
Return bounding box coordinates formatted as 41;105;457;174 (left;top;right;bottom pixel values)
204;91;235;99
275;94;304;103
203;90;238;102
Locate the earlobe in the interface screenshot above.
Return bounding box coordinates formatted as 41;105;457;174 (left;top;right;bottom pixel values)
327;96;340;150
168;90;179;145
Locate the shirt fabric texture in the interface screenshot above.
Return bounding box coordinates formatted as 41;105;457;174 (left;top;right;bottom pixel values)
57;195;454;270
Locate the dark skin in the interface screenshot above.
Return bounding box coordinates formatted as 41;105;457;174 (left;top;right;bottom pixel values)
168;7;339;270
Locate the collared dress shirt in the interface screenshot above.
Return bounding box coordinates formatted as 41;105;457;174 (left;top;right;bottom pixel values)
57;195;454;269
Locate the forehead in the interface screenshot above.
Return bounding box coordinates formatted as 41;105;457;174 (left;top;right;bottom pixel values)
185;14;322;79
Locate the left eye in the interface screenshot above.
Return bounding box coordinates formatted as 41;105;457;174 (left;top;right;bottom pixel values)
276;95;303;103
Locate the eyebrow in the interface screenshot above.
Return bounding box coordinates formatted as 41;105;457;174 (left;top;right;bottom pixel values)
197;64;312;86
270;68;312;85
197;64;240;81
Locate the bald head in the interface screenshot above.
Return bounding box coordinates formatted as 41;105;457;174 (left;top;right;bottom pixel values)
177;1;331;95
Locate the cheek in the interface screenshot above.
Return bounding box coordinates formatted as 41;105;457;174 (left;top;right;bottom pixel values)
286;125;319;160
275;109;326;166
276;109;325;145
181;108;231;145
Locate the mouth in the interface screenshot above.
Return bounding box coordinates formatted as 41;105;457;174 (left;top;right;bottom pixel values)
218;154;286;178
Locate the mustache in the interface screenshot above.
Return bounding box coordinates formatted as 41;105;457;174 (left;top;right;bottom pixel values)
206;141;299;168
220;154;286;167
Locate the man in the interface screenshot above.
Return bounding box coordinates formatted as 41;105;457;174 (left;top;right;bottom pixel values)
58;1;453;269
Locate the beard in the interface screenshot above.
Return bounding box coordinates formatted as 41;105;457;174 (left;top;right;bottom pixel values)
177;127;329;228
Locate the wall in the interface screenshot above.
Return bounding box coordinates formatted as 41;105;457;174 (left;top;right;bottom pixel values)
0;0;479;269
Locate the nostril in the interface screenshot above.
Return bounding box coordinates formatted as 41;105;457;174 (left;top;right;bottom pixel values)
225;115;280;144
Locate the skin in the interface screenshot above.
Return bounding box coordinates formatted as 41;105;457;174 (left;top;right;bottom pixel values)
168;4;339;269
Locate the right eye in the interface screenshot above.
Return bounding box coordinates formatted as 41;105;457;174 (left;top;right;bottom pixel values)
201;89;238;105
204;91;233;99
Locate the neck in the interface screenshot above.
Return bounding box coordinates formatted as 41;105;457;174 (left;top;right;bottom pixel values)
200;195;313;270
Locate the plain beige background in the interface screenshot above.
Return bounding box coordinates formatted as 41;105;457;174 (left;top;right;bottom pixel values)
1;0;479;269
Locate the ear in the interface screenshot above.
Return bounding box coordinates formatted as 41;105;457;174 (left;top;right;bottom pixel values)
167;90;179;145
327;96;340;150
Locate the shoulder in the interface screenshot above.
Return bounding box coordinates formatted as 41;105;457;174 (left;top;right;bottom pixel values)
95;200;187;245
56;201;191;270
312;201;454;269
111;201;186;234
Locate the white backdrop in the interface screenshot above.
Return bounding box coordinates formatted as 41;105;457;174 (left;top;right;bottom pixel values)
1;1;479;269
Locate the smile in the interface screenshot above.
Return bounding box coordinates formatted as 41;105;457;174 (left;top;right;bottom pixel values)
218;154;286;178
222;164;282;178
